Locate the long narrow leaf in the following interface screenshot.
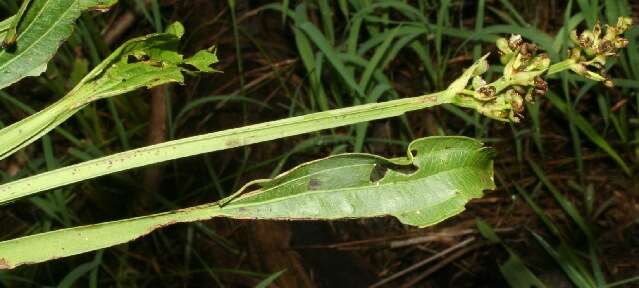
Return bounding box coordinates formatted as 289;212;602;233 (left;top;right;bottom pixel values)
545;92;631;175
0;56;492;204
0;136;495;269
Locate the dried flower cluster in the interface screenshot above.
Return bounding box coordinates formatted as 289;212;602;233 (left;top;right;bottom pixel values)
568;17;633;86
452;16;632;122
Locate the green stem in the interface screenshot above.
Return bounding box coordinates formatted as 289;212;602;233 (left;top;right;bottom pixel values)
547;59;576;76
0;91;447;205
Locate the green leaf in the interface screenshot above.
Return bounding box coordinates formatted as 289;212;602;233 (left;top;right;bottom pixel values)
532;232;597;288
184;49;219;73
0;0;117;90
476;219;547;288
0;25;219;160
0;90;445;205
164;21;184;38
255;270;286;288
0;136;495;269
221;136;495;226
500;256;548;288
0;57;495;204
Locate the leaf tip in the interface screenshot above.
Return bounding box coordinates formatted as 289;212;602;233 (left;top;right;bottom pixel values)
183;49;220;73
166;22;186;39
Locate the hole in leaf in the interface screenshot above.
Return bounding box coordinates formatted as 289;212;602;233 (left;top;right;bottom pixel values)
178;63;200;71
369;164;388;182
2;44;16;53
369;163;418;183
127;53;150;64
393;164;418;174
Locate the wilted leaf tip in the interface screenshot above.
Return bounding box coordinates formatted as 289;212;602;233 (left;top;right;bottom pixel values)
184;48;220;73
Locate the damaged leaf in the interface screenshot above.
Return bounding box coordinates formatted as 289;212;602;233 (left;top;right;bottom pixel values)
0;22;219;160
0;0;118;90
0;136;495;269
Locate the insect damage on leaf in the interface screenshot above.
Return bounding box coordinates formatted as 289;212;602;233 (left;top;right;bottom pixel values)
0;21;219;161
0;0;119;90
72;22;218;100
217;136;495;227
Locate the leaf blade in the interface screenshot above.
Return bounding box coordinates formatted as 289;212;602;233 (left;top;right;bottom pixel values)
0;0;116;90
0;136;494;269
0;27;218;161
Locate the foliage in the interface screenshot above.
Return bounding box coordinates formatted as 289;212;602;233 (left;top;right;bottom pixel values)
0;0;636;286
0;136;495;268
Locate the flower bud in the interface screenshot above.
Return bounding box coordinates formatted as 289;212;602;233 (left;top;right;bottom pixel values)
472;76;486;90
497;38;513;64
570;30;580;45
598;40;616;55
579;31;595;49
496;38;511;54
525;54;550;71
474;58;490;76
592;23;602;38
615;37;629;49
513;53;526;70
570;63;588;75
533;76;548;97
509;34;523;50
617;16;632;32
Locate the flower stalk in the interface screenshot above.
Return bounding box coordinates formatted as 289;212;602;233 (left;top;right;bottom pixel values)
0;17;632;205
447;17;632;122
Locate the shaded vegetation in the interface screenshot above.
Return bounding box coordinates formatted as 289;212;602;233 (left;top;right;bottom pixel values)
0;0;638;287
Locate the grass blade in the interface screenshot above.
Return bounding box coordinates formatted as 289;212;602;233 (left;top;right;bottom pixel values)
545;91;632;175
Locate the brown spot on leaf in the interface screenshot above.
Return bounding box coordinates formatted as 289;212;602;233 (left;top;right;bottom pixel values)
0;258;10;269
225;138;241;147
147;220;178;234
308;178;322;190
421;95;437;103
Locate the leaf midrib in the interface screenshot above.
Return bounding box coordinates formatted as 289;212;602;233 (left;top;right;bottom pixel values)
234;147;483;203
224;166;487;211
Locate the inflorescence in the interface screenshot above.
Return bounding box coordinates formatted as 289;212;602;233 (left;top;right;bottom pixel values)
450;16;632;122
